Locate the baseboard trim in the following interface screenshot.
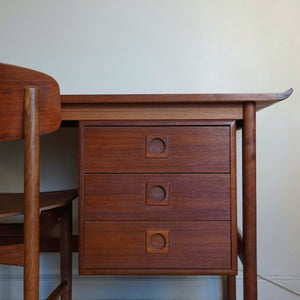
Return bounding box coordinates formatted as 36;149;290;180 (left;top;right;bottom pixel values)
0;274;299;300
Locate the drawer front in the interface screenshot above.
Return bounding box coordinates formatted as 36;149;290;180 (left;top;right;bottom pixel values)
84;174;231;221
84;221;231;270
83;126;230;173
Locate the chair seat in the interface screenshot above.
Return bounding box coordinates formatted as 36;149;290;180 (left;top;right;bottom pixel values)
0;189;78;217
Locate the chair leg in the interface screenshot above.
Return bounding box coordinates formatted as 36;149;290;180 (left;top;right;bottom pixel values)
24;87;40;300
60;202;72;300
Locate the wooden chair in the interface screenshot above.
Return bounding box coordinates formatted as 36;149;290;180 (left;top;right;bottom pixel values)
0;63;77;300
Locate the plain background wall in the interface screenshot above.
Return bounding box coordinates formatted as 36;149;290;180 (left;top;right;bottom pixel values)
0;0;299;299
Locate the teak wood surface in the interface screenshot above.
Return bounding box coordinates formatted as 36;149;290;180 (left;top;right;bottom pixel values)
61;89;292;104
7;64;294;299
83;125;230;173
242;103;257;300
84;221;232;272
62;90;292;300
0;63;60;141
84;173;231;221
60;89;292;121
23;88;40;299
79;120;237;277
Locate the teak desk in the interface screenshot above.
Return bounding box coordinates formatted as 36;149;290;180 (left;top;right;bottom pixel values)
61;89;292;300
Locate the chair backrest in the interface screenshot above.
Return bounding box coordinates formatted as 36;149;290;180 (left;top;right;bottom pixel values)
0;63;61;141
0;64;62;299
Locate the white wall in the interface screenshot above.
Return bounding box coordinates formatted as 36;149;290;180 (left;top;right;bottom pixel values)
0;0;299;299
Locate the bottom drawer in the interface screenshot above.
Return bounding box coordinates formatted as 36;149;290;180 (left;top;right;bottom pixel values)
82;221;232;273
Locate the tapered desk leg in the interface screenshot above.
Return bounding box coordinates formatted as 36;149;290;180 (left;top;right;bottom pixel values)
227;275;236;300
242;103;257;300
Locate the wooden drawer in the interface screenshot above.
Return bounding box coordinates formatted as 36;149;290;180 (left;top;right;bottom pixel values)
83;126;230;173
83;221;232;272
84;174;231;221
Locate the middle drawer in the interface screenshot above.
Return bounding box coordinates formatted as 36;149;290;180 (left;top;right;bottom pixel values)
84;174;231;221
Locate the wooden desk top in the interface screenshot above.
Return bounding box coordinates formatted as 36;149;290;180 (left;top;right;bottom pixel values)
60;89;293;121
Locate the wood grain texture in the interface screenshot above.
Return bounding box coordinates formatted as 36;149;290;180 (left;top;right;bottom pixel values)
61;89;293;121
83;125;230;173
146;230;169;254
80;267;236;276
61;103;243;121
23;87;40;300
227;275;237;300
146;182;170;206
0;203;76;299
84;174;231;221
145;135;169;158
78;121;86;276
0;64;76;300
79;120;236;277
61;89;292;104
69;90;286;298
0;63;60;141
0;219;78;254
243;103;257;300
81;120;236;127
0;244;24;266
230;121;238;274
0;189;77;217
83;221;231;272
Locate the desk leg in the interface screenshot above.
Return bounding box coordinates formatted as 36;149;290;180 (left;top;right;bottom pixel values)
227;275;236;300
242;103;257;300
60;202;73;300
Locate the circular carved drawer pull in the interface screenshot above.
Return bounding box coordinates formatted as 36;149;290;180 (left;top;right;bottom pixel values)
148;138;166;155
146;182;169;206
145;135;168;158
146;230;169;254
149;233;166;251
149;185;166;203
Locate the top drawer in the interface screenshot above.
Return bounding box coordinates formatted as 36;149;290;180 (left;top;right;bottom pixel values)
83;126;230;173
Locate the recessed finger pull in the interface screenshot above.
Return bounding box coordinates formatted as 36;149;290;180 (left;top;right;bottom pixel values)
146;135;168;158
146;230;169;254
146;182;169;206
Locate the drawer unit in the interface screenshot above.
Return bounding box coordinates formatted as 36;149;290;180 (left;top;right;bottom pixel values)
79;120;237;275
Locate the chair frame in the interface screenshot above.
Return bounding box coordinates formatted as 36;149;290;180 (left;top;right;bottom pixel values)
0;86;73;299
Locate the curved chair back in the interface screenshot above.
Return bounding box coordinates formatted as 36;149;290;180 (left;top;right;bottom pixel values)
0;63;66;300
0;63;61;141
